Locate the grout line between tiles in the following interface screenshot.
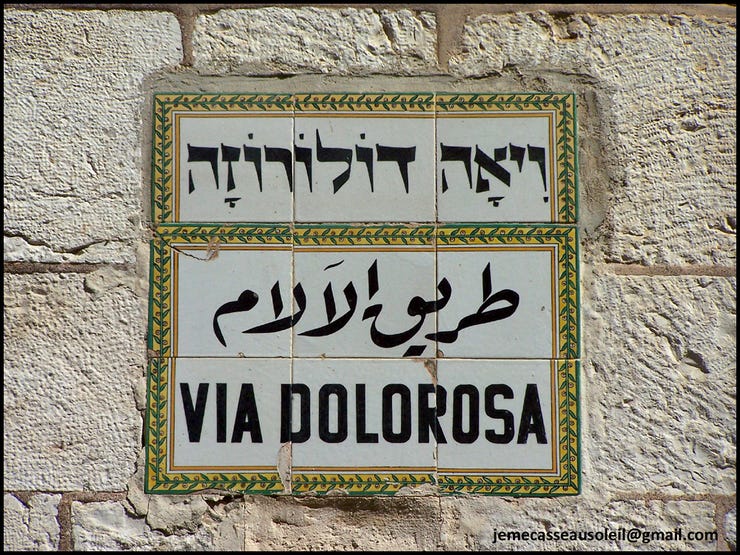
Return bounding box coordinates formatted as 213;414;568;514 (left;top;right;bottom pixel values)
433;91;440;486
288;97;295;495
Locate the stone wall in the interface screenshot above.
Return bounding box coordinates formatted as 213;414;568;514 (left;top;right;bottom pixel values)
4;4;735;550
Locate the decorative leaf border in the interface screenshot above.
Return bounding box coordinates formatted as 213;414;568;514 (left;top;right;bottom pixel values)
154;223;292;244
294;92;434;112
148;237;172;358
292;473;436;495
294;223;434;246
151;92;577;224
144;358;284;494
438;359;579;496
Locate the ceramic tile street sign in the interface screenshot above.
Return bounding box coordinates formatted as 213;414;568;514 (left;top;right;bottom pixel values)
149;225;578;360
147;93;580;496
151;93;577;224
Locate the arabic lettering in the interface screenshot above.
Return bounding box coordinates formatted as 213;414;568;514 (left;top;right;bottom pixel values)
211;260;520;357
426;263;519;343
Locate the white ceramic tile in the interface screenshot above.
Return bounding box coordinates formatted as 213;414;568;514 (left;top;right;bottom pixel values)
290;359;436;492
294;113;435;222
171;241;292;357
168;357;290;472
175;112;294;222
435;245;555;358
436;113;556;222
292;247;436;358
436;359;557;475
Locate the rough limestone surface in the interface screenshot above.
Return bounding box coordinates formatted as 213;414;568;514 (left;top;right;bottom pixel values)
240;495;441;550
3;272;145;491
450;13;736;267
3;494;62;551
124;450;219;537
71;500;244;551
193;8;437;75
440;497;718;550
725;507;737;550
3;9;182;264
583;271;736;495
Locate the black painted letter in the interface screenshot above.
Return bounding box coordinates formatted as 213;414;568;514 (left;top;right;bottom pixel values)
231;384;263;443
319;384;348;443
180;383;209;443
484;384;515;444
382;384;411;443
517;384;547;444
452;385;479;444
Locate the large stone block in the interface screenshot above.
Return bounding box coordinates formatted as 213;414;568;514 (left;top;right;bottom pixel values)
3;494;62;551
240;496;441;550
4;272;146;490
72;500;244;550
583;270;736;495
193;8;437;75
3;9;182;264
451;13;736;266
